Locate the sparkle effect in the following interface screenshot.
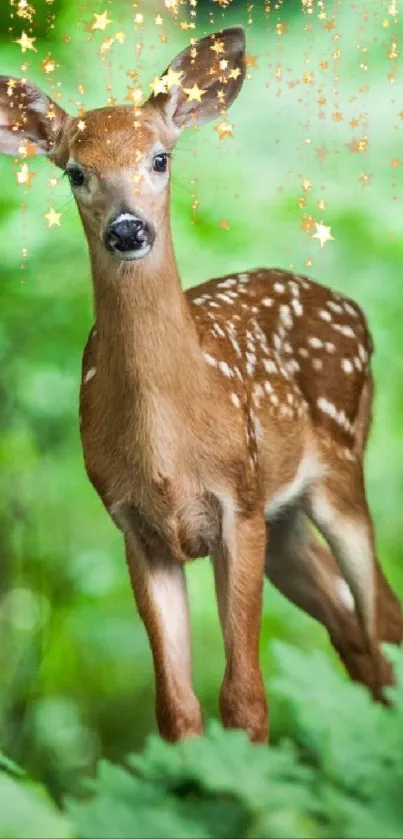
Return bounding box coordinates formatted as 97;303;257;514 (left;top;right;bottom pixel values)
44;208;63;228
4;1;401;253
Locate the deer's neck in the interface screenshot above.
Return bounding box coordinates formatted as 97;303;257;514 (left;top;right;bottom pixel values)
88;231;204;400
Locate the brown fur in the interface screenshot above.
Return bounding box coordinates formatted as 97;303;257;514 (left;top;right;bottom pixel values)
0;27;401;743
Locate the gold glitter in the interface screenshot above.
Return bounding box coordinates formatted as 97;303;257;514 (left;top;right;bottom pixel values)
312;222;334;248
210;40;225;54
100;37;115;56
91;11;113;31
42;53;56;74
245;53;258;68
16;162;36;187
15;31;36;52
44;207;62;227
215;120;234;141
149;76;167;97
184;84;206;102
163;67;183;90
125;86;144;105
300;214;315;233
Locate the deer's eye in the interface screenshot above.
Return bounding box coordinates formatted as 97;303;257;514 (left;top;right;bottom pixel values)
66;166;85;187
153;153;169;173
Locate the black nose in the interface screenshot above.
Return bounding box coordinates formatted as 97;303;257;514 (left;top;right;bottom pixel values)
105;214;154;255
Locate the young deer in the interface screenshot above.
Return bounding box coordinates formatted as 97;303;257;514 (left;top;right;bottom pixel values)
1;27;402;743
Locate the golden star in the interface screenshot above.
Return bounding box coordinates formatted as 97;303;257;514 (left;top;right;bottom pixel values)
154;14;163;25
229;67;241;80
312;222;334;248
210;39;225;54
47;177;59;187
18;139;39;158
15;31;37;52
163;66;183;90
77;119;86;131
100;37;114;56
149;76;168;97
125;86;144;105
300;214;315;233
91;11;112;31
114;31;125;43
184;84;206;103
245;53;258;68
41;54;56;74
16;162;36;187
214;120;233;141
44;207;62;228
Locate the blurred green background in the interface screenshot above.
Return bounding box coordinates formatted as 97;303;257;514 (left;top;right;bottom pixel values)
0;0;402;805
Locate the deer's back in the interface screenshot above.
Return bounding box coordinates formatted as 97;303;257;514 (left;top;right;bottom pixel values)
187;267;373;459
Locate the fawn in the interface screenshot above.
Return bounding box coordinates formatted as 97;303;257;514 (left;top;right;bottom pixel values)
1;26;402;743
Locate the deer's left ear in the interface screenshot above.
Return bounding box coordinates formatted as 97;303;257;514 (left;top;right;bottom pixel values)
0;77;68;159
150;26;246;134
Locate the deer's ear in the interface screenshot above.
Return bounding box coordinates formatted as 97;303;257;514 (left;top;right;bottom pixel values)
0;77;68;160
151;26;246;134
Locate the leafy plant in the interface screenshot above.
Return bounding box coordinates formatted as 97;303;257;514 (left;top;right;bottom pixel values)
2;643;403;839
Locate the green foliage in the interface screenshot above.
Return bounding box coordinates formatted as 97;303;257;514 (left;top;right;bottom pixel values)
2;643;403;839
1;0;403;833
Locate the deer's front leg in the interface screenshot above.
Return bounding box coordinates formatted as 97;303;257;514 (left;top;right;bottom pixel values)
213;511;268;743
124;536;203;741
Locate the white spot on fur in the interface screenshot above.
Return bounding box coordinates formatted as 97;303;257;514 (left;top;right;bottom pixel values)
203;352;217;367
341;358;353;374
280;305;293;329
308;336;323;349
332;323;356;339
218;361;233;378
291;299;304;317
84;367;96;383
335;578;355;611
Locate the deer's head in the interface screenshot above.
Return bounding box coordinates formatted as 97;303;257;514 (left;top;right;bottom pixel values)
0;27;245;263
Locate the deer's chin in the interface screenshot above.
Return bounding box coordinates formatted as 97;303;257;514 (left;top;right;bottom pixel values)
112;243;152;262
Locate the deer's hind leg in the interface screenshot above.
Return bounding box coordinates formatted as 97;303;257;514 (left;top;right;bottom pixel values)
265;507;403;700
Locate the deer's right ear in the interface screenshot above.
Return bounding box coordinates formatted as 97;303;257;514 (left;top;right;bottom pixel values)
150;27;246;138
0;77;68;162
